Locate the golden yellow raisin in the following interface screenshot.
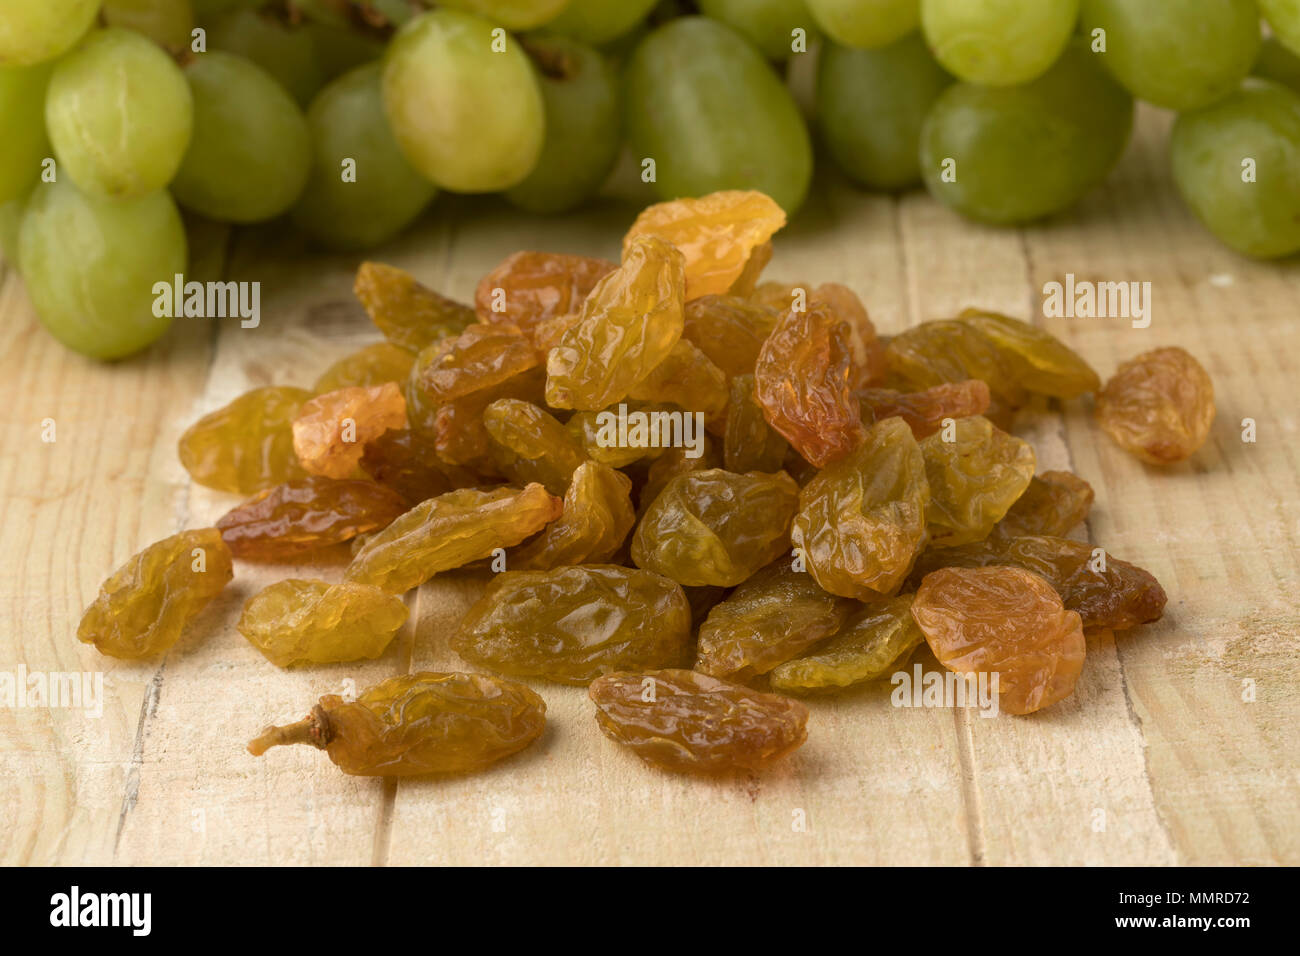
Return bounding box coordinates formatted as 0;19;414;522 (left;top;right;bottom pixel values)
178;386;312;494
354;261;476;352
313;342;416;394
237;579;408;667
511;461;635;569
769;595;924;694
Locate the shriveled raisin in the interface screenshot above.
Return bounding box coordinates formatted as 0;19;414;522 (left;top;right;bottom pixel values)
589;669;808;773
511;461;635;570
474;251;616;335
769;595;924;694
565;400;678;468
992;470;1094;540
483;398;587;495
314;342;416;394
919;415;1036;547
415;322;540;405
638;434;723;515
237;579;407;667
453;565;691;684
885;319;1027;412
354;261;476;352
956;309;1100;398
622;190;786;300
78;529;234;660
216;476;410;561
1096;346;1215;464
859;379;992;439
292;382;407;479
432;366;547;467
248;672;546;776
627;338;729;428
178;386;312;494
360;429;483;503
724;373;789;473
913;566;1086;716
681;294;781;378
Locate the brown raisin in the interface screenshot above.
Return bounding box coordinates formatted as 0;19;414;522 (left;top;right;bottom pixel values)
1096;346;1215;464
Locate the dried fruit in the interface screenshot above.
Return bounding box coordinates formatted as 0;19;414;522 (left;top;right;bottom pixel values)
639;434;724;514
791;417;930;599
724;373;789;473
432;367;547;467
546;235;686;410
696;561;854;681
565;400;678;468
1096;346;1215;464
770;595;924;695
248;672;546;776
178;386;312;494
313;342;416;394
885;319;1027;411
859;379;992;439
754;300;864;467
910;534;1166;631
216;476;410;561
354;261;476;352
956;308;1100;398
919;415;1036;547
78;529;234;660
511;462;635;569
237;579;408;666
622;190;786;299
483;398;587;495
681;293;781;378
292;382;408;479
415;321;541;404
345;482;562;593
912;565;1086;716
811;282;887;387
531;310;582;352
727;239;773;297
588;669;808;773
474;250;616;335
631;468;800;587
627;338;729;427
993;470;1094;540
359;429;483;503
453;565;691;684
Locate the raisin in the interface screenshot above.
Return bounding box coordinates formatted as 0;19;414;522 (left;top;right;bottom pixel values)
622;190;786;300
313;342;416;394
292;382;408;479
696;561;855;681
910;534;1166;630
474;251;616;335
639;433;724;515
248;672;546;776
919;415;1036;547
354;261;476;352
681;294;781;379
565;400;677;468
1096;346;1215;464
345;482;562;593
811;282;887;388
237;579;408;667
859;379;992;439
78;529;234;660
453;565;691;684
956;309;1100;398
769;595;924;694
912;566;1086;716
360;429;483;503
531;311;582;352
885;319;1028;413
415;322;541;405
178;386;312;494
432;366;547;467
216;476;410;561
631;468;800;587
627;338;729;429
754;300;865;467
727;238;773;297
511;462;635;570
588;669;808;773
483;398;587;495
545;235;686;410
791;417;930;599
724;373;789;473
992;470;1094;540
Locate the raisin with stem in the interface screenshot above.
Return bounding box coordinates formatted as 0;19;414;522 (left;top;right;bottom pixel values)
237;579;407;667
1096;346;1215;464
247;672;546;776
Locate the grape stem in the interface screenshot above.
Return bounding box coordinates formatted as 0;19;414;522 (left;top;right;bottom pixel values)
247;706;332;756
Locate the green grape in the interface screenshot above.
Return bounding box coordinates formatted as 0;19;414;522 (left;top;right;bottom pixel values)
545;0;657;45
1079;0;1260;111
0;62;52;204
171;51;311;222
0;194;28;263
698;0;818;63
1261;1;1300;58
438;0;571;31
46;28;193;200
1171;81;1300;259
1255;35;1300;95
817;32;952;190
291;63;436;250
505;34;620;213
806;0;918;50
0;0;100;67
921;0;1078;87
102;0;195;48
625;16;813;214
18;179;186;359
920;42;1132;224
207;7;324;105
382;9;545;192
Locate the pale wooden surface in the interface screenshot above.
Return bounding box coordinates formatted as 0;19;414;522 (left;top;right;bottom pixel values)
2;106;1297;866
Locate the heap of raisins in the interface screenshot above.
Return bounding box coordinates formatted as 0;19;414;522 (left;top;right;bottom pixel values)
78;191;1215;777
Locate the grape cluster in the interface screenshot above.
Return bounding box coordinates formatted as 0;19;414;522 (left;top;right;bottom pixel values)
1;0;1298;361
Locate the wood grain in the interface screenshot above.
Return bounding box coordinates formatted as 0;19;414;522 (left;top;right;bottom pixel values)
1;108;1296;865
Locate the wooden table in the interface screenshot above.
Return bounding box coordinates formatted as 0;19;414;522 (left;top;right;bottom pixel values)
2;105;1296;866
